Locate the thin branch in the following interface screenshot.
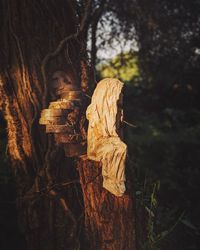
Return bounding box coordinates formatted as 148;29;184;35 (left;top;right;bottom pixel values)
79;0;93;33
22;179;80;200
123;120;137;128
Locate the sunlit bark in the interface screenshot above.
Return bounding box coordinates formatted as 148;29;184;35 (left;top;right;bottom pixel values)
0;1;136;249
0;1;82;249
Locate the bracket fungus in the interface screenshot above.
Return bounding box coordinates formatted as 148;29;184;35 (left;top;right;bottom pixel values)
39;70;86;157
86;78;127;197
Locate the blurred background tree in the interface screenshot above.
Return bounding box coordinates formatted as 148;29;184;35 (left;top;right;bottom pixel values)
86;0;200;249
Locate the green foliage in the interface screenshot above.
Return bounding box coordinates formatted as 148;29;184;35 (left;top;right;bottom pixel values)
109;0;200;92
97;52;140;82
96;1;200;248
125;107;200;250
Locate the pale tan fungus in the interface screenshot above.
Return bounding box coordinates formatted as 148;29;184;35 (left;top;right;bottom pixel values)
86;78;127;197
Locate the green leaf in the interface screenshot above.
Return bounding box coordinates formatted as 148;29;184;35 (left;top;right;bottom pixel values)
181;219;198;231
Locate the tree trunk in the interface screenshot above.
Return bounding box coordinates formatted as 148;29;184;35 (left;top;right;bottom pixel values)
0;1;83;249
77;158;136;250
0;1;136;249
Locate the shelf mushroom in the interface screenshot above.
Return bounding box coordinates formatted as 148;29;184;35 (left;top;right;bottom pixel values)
86;78;127;197
39;70;87;157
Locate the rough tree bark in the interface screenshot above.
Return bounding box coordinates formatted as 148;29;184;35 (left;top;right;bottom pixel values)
0;0;136;249
77;158;136;250
0;1;83;249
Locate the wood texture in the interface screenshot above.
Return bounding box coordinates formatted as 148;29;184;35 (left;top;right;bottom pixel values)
41;109;69;116
49;100;82;109
0;1;83;249
39;116;67;125
64;143;86;157
54;133;82;143
46;124;74;133
60;91;82;99
77;158;136;250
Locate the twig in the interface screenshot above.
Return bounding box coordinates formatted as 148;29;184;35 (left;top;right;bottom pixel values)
123;120;137;128
80;0;93;33
22;179;80;200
